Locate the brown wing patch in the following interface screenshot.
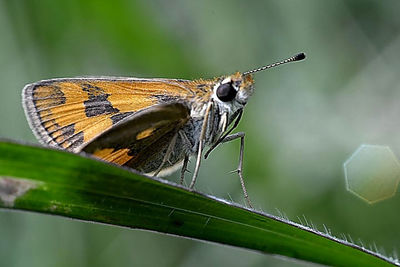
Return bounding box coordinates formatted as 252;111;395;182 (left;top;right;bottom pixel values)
23;78;198;151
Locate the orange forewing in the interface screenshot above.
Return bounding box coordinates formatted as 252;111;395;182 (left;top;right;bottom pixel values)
23;77;212;152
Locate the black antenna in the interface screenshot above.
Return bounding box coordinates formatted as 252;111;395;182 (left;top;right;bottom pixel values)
243;52;306;75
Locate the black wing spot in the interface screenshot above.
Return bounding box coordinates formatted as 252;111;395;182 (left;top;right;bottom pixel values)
58;124;84;150
33;84;66;106
153;94;182;104
82;84;119;117
110;112;134;125
68;131;84;150
61;123;75;137
47;122;84;150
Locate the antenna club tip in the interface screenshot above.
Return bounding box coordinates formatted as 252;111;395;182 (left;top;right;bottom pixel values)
294;52;306;61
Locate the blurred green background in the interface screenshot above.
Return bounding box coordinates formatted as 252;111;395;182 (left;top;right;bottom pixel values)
1;0;400;266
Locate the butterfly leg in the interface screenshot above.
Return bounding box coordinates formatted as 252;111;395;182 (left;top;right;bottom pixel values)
153;133;178;176
189;101;213;189
220;132;253;208
179;155;189;185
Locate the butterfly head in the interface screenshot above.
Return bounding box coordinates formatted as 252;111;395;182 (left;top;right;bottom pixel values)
213;72;254;109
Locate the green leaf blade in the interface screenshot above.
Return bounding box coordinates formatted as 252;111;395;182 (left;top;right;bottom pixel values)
0;141;397;266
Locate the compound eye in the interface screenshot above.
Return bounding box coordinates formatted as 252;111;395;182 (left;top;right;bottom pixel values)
216;82;237;102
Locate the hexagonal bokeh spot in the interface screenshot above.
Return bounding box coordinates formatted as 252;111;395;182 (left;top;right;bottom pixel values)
344;144;400;204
